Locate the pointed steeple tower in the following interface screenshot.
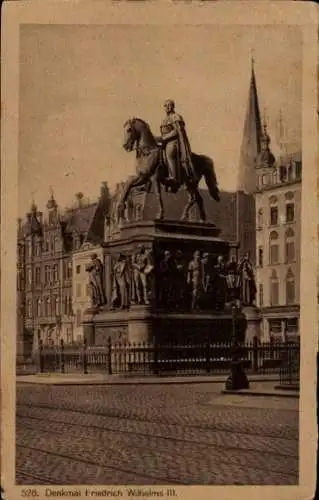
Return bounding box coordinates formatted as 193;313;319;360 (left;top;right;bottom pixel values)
237;57;263;194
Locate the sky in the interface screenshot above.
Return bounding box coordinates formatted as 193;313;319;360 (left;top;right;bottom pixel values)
19;24;302;216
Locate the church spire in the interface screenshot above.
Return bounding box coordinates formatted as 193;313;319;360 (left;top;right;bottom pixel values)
237;56;263;194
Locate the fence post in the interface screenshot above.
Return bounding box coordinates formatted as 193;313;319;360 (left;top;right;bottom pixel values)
252;336;258;373
60;338;65;374
205;338;210;373
107;336;112;375
83;338;88;374
39;339;44;373
153;336;159;376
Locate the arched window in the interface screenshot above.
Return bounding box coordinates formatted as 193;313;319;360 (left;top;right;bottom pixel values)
269;196;278;226
269;231;279;265
286;268;295;304
270;269;279;306
285;228;295;263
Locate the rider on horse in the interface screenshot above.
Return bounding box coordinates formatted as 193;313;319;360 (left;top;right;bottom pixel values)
160;100;199;193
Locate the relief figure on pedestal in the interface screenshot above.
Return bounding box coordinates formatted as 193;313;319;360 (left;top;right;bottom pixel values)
238;253;257;306
156;250;176;308
111;254;130;310
85;253;106;308
213;255;228;310
200;252;213;310
187;250;202;311
131;245;149;305
144;249;155;303
174;250;188;309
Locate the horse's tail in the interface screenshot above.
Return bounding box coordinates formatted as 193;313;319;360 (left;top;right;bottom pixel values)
194;154;220;202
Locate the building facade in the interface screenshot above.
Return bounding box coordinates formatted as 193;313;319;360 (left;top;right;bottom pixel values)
255;148;301;341
17;184;110;359
237;59;301;341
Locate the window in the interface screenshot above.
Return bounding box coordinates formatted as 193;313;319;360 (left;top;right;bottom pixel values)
45;240;49;253
258;247;263;268
258;284;263;307
285;203;295;223
286;268;295;304
64;296;68;315
270;269;279;306
270;206;278;226
44;265;50;284
27;299;32;318
86;284;91;297
295;161;302;179
53;264;59;281
269;231;279;265
76;265;81;274
37;298;42;317
76;310;82;327
286;318;299;333
257;209;263;229
47;297;51;317
269;319;282;334
68;297;73;316
76;284;82;298
55;296;60;316
67;262;72;279
27;268;32;285
285;228;295;263
35;267;41;284
35;243;41;257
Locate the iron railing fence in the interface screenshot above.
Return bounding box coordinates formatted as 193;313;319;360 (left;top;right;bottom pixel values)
279;342;300;387
35;338;300;378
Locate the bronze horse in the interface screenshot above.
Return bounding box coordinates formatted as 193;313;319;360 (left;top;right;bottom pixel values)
119;117;220;222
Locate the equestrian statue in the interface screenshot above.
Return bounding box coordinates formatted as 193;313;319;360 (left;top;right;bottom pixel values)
119;99;220;222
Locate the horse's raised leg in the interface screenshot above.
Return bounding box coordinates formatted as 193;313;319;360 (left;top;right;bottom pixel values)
154;176;164;220
194;189;206;223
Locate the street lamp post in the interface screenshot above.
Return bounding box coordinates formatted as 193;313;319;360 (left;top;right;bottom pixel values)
224;261;249;391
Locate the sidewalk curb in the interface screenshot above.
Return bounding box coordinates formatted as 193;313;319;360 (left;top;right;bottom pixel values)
221;389;299;399
16;375;280;386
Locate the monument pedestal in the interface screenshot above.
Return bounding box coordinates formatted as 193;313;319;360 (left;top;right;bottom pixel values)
243;306;261;342
83;219;246;347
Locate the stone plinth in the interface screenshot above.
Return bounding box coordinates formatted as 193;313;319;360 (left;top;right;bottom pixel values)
83;219;243;346
242;306;261;342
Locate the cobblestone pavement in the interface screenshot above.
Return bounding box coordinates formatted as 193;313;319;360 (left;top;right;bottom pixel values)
16;383;299;486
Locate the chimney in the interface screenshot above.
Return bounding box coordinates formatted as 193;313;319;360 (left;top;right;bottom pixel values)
75;192;84;208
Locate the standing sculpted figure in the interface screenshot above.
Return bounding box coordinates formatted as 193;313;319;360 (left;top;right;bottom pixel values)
213;255;228;310
111;254;130;309
86;253;106;307
132;245;149;305
160;99;199;193
157;250;176;307
187;250;202;311
238;253;257;306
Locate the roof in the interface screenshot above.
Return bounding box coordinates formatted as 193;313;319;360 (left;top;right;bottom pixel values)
64;203;98;235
